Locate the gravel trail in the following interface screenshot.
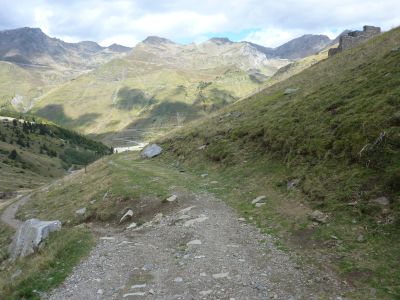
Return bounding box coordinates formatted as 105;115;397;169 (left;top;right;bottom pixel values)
48;191;347;300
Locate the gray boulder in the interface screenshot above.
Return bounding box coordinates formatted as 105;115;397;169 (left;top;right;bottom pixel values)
141;144;163;158
9;218;61;259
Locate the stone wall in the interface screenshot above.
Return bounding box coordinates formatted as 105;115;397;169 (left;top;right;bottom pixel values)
328;25;381;56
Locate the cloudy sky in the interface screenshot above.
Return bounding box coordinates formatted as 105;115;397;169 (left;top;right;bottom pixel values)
0;0;399;47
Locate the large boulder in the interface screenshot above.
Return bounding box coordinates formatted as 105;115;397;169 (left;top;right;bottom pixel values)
9;218;61;260
141;144;163;158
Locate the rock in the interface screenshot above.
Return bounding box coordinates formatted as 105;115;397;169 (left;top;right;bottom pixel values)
198;145;207;150
11;269;22;280
174;277;183;282
149;289;155;295
153;213;163;223
308;210;328;224
370;196;390;206
212;272;229;279
287;179;300;190
201;173;208;178
75;207;86;215
187;239;202;246
356;234;365;243
141;144;163;158
199;290;213;296
97;289;103;295
126;222;137;229
251;195;266;204
166;195;177;202
131;284;146;289
119;209;133;223
238;217;246;222
255;203;266;208
284;88;299;95
123;292;146;297
9;218;61;259
183;215;209;227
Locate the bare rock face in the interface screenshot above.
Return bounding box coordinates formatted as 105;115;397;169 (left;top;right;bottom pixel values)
141;144;163;158
9;218;61;260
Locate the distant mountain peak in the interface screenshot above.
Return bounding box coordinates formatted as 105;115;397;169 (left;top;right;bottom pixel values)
208;37;233;45
107;43;132;53
142;36;175;45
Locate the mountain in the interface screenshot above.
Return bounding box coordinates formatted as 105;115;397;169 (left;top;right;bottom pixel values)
245;34;332;60
0;27;131;69
271;34;331;59
32;36;291;144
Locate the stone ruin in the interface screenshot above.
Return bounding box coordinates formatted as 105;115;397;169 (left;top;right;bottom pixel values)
329;25;381;56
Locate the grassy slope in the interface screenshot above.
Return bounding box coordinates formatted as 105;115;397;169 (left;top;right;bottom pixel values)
32;53;266;143
0;62;44;107
0;113;112;195
156;28;400;298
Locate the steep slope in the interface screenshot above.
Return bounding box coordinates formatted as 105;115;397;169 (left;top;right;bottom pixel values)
157;27;400;297
0;112;111;197
34;37;290;144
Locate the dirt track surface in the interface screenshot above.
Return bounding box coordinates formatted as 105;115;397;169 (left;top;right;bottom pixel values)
48;190;347;300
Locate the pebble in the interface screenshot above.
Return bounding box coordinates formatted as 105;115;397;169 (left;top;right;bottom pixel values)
174;277;183;282
199;290;213;296
183;215;209;226
123;292;146;297
212;272;229;279
166;195;178;202
131;284;146;289
251;195;266;204
187;239;202;245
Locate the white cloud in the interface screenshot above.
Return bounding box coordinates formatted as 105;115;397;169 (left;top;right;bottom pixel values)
0;0;399;47
244;28;304;48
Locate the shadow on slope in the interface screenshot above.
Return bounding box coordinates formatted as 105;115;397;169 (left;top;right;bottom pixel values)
35;104;100;128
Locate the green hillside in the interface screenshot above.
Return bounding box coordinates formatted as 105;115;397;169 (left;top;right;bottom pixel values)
0;112;112;196
32;40;289;145
157;28;400;297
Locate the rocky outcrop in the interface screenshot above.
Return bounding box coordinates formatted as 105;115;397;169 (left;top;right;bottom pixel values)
141;144;163;158
9;218;61;259
329;25;381;56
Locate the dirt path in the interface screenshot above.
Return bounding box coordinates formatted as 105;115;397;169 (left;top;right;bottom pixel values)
1;193;31;229
47;190;347;300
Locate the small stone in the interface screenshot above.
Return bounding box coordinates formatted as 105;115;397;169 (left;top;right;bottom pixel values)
131;284;146;289
199;290;213;296
287;179;300;190
308;210;328;224
127;222;137;229
238;218;246;222
255;203;266;208
97;289;103;295
356;234;365;243
123;292;146;297
148;289;155;295
75;207;86;215
370;196;390;206
251;195;266;204
183;215;208;226
198;145;207;150
187;239;202;246
200;272;207;276
212;272;229;279
166;195;177;202
284;88;299;95
119;209;133;223
174;277;183;282
201;173;208;178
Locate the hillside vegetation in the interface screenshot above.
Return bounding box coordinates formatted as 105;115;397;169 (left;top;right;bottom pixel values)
0;112;112;196
33;39;290;144
157;28;400;297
